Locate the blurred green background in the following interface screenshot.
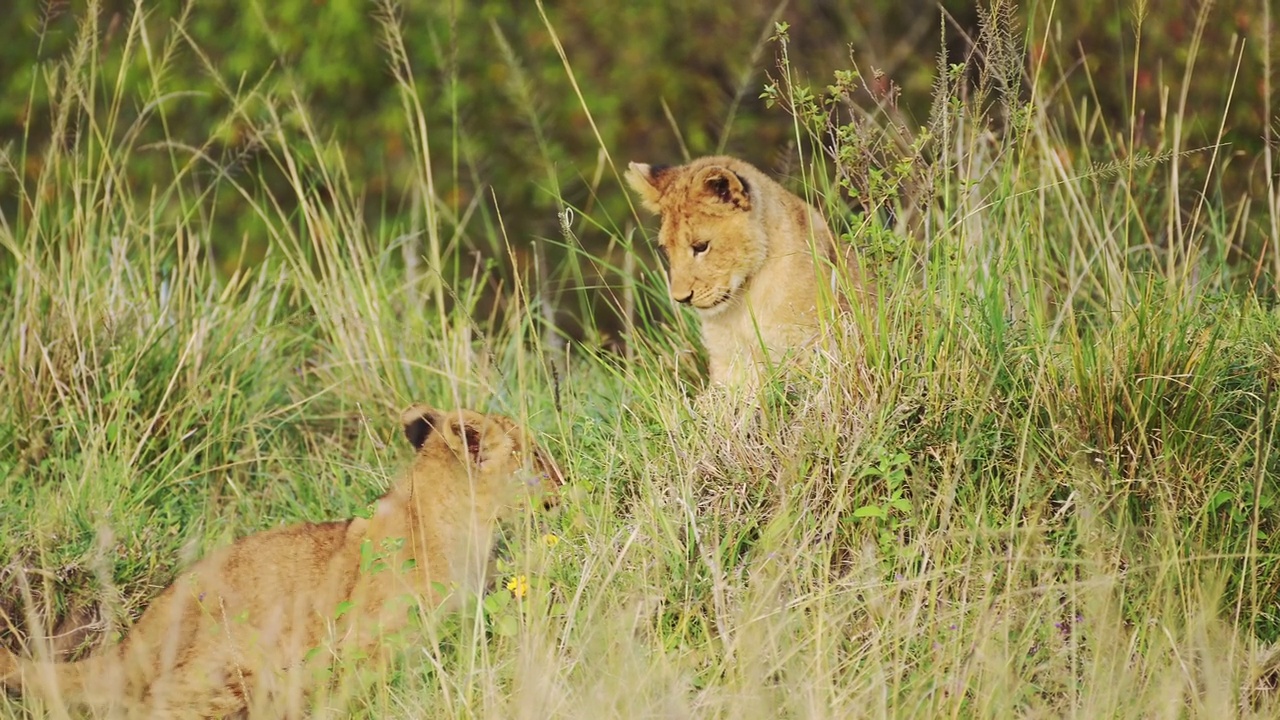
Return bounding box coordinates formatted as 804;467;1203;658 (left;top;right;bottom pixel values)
1;0;1275;336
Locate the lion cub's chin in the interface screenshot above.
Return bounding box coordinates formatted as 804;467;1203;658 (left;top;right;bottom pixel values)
0;403;564;718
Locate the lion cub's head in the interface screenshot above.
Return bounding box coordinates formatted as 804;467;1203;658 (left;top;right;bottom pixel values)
626;156;769;315
399;404;563;512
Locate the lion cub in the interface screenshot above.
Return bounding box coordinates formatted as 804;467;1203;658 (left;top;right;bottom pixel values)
1;404;562;718
626;155;865;386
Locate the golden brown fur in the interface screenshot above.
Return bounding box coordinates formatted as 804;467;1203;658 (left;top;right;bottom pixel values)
626;155;865;385
0;405;562;718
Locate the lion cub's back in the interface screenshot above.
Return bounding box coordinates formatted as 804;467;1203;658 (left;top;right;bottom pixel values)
197;519;357;611
121;520;358;661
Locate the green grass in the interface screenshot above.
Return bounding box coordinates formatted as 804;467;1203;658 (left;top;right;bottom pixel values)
2;3;1279;718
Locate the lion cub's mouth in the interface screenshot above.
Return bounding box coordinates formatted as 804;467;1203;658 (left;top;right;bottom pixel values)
695;289;736;314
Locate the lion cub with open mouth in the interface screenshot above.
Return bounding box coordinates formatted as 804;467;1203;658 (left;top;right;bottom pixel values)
1;404;562;718
627;155;866;386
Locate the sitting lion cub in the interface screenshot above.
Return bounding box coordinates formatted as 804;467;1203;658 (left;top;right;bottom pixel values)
626;155;864;385
1;404;562;718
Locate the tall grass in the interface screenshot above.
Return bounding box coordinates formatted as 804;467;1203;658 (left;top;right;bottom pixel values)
1;1;1278;718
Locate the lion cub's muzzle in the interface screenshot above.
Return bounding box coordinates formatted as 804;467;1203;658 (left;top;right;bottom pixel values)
684;285;734;313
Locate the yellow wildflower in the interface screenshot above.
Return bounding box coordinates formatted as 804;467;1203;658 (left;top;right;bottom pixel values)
507;575;529;599
543;533;560;548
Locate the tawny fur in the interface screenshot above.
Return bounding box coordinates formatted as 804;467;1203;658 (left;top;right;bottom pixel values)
0;405;562;718
626;155;866;385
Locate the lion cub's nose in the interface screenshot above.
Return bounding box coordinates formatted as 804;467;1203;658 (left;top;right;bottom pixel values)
674;291;694;305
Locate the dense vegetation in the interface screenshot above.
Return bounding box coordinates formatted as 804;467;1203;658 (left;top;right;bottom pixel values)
1;0;1278;716
2;0;1275;325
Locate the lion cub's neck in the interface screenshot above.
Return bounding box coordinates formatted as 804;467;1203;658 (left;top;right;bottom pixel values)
701;196;833;384
358;463;504;609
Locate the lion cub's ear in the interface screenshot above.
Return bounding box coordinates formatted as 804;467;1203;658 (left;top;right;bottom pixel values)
693;166;750;211
400;404;439;450
625;162;673;214
423;410;497;467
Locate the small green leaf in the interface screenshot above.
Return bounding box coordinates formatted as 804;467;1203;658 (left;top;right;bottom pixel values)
494;614;519;637
334;600;356;619
484;589;511;614
1211;490;1234;511
853;505;887;520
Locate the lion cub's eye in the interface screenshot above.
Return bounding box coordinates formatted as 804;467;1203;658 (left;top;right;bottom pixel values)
691;240;710;255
